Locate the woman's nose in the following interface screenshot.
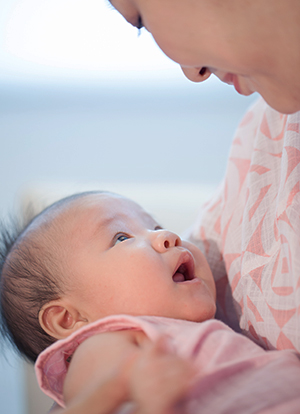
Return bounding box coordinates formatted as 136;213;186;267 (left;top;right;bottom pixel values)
151;230;182;253
180;66;211;82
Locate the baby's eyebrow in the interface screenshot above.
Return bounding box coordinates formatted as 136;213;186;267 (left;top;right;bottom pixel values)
90;216;115;240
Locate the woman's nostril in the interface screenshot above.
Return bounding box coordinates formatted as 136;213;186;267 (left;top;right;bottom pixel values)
164;240;170;248
199;67;207;76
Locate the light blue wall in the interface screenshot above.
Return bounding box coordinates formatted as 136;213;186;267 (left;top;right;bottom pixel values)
0;79;258;216
0;344;25;414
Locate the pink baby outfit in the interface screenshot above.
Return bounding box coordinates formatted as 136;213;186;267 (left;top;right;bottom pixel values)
35;315;300;413
186;99;300;352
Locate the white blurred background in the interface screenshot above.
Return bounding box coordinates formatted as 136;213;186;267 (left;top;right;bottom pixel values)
0;1;258;413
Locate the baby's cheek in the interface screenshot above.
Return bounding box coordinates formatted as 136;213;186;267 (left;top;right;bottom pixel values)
203;266;216;301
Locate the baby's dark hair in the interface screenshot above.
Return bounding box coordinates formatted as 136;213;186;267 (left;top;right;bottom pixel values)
0;191;101;363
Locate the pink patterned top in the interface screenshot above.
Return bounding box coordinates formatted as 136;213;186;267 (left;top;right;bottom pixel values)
35;315;300;413
186;98;300;352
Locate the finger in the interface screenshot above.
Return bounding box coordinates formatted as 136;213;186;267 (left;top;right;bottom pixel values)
148;335;171;355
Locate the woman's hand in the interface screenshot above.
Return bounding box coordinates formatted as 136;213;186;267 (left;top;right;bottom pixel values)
129;336;195;414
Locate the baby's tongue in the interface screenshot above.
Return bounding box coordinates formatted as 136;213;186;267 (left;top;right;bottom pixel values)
173;272;185;282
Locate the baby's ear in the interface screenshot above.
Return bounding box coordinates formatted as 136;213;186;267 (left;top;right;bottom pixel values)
39;301;88;340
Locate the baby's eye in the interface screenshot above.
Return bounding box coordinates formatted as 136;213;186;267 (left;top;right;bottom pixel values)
114;233;131;245
154;225;163;231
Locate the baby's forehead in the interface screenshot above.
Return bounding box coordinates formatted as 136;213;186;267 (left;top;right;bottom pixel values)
24;193;157;255
71;193;155;227
48;193;156;236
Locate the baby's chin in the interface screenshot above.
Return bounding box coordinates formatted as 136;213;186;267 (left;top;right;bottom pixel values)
196;304;217;322
181;301;217;324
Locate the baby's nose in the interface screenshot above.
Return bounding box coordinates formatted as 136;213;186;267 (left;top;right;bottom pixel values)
180;66;211;83
151;230;182;252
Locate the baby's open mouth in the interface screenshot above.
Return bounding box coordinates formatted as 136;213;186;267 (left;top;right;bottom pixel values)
172;253;195;283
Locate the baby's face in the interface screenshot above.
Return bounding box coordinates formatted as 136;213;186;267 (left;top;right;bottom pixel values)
61;193;216;323
108;0;300;113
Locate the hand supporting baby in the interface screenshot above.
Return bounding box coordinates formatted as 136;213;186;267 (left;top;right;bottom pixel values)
129;336;195;414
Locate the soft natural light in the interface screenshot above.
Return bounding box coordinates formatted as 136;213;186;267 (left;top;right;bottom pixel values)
0;0;182;81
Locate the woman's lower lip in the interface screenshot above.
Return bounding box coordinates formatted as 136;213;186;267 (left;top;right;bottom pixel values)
233;76;242;94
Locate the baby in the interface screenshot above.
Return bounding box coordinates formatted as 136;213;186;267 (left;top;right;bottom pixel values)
1;191;300;414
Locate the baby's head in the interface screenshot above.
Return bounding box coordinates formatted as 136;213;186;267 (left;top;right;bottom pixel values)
0;191;216;363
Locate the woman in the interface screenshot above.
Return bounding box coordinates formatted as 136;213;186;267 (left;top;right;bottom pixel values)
108;0;300;352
